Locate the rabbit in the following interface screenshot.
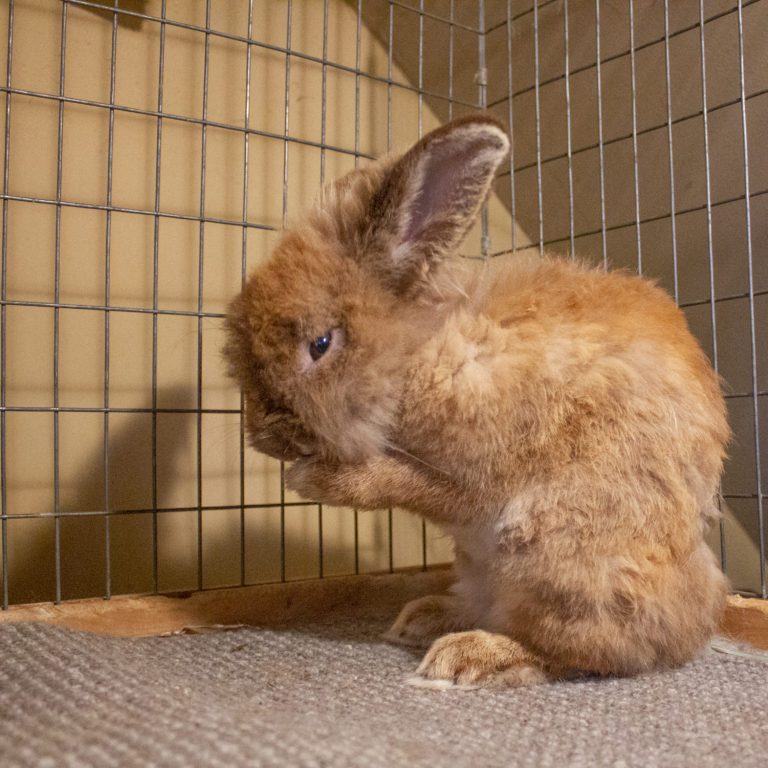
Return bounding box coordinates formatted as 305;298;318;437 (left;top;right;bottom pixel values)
224;115;730;688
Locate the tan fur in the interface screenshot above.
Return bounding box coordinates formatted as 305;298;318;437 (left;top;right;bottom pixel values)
224;116;730;688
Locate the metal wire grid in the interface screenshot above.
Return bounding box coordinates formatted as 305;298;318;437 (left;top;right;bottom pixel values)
0;0;765;605
495;0;766;598
495;3;766;251
0;0;489;607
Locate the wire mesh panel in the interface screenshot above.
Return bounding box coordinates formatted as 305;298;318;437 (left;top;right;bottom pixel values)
0;0;766;607
486;0;767;599
0;0;482;607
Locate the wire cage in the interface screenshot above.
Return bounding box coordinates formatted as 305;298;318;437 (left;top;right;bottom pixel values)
0;0;766;611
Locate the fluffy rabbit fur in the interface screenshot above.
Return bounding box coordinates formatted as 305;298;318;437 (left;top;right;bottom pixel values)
224;116;729;688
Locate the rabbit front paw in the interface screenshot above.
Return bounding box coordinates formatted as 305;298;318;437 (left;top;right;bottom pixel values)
411;630;548;690
285;455;405;509
284;457;338;503
383;594;467;649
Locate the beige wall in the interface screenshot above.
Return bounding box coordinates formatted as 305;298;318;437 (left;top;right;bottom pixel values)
1;0;765;602
2;0;516;602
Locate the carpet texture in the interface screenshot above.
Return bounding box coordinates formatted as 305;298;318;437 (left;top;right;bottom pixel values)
1;614;768;767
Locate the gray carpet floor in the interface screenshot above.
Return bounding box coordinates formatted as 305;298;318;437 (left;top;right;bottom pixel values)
2;613;768;768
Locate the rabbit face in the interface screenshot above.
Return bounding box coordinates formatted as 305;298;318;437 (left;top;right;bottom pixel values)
225;233;406;464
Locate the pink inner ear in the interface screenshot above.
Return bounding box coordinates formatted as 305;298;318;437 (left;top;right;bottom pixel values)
404;149;463;243
402;128;507;249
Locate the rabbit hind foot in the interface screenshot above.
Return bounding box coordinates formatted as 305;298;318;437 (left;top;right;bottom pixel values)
410;630;549;690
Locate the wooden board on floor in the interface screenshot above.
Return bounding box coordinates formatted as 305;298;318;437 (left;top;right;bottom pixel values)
720;594;768;650
0;569;454;637
1;571;766;651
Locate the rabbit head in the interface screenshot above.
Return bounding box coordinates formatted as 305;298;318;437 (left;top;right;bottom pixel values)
224;116;510;466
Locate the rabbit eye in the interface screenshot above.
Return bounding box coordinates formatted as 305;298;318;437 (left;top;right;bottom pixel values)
309;331;332;361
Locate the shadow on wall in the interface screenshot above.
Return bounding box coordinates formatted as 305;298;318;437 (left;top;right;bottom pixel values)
7;387;196;603
80;0;150;31
6;381;446;605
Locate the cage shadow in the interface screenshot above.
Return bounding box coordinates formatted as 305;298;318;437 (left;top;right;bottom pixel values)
6;387;196;604
4;386;427;606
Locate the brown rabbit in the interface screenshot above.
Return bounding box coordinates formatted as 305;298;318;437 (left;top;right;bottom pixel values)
224;116;729;688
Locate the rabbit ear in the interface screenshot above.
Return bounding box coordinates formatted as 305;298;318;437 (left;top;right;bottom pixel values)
366;116;509;294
